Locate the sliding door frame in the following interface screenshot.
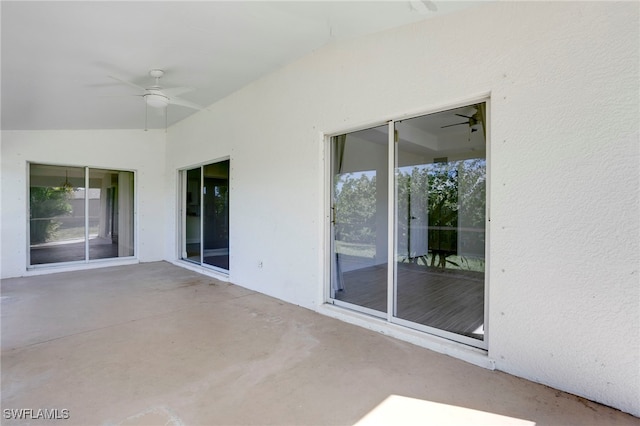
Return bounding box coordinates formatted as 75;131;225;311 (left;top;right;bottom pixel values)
325;98;491;350
178;156;230;274
26;161;137;269
326;120;391;320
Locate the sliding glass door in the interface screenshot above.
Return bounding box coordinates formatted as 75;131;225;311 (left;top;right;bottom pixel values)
29;163;135;266
331;125;389;316
330;102;487;347
89;168;135;259
182;160;230;272
394;107;486;342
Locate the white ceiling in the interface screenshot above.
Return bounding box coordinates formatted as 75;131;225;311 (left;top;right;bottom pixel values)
1;1;480;131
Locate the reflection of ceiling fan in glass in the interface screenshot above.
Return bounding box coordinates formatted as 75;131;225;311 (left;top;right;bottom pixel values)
441;106;483;133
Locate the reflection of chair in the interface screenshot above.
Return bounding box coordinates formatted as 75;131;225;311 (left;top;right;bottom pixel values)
428;227;457;268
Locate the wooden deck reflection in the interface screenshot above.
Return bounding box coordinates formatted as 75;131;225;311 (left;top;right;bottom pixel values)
335;261;484;339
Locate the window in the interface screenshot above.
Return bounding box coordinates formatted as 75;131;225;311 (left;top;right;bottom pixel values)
329;102;488;348
29;163;135;266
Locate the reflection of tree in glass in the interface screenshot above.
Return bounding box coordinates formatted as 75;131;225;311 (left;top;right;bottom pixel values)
213;185;229;241
334;172;376;244
30;186;73;243
335;161;485;268
397;159;486;269
457;159;486;230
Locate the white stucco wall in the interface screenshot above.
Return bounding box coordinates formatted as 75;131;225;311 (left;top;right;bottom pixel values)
166;2;639;416
0;129;166;278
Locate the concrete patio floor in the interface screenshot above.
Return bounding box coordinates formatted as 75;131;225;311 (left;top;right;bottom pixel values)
1;262;636;425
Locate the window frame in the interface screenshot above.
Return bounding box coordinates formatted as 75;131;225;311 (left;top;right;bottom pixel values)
26;161;137;269
177;157;231;275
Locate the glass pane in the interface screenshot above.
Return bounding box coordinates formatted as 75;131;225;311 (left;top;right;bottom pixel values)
29;164;86;264
88;169;134;260
184;167;201;263
203;160;230;270
395;103;486;340
331;125;388;314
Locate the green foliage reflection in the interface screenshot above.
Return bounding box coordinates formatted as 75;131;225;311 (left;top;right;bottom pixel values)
30;186;73;243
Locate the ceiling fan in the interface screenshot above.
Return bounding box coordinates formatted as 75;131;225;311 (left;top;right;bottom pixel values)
109;69;203;110
108;69;203;129
109;69;203;131
441;107;481;132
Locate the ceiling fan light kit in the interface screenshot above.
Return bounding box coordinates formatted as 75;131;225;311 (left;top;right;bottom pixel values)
145;92;169;108
107;69;203;129
145;70;170;108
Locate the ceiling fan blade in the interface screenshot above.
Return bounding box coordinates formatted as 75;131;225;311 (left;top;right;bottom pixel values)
168;96;203;110
441;122;468;128
98;94;143;98
162;86;194;97
410;0;437;14
423;0;438;11
108;75;146;92
455;113;474;119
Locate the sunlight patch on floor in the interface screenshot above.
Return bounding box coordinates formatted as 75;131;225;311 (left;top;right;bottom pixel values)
354;395;535;426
